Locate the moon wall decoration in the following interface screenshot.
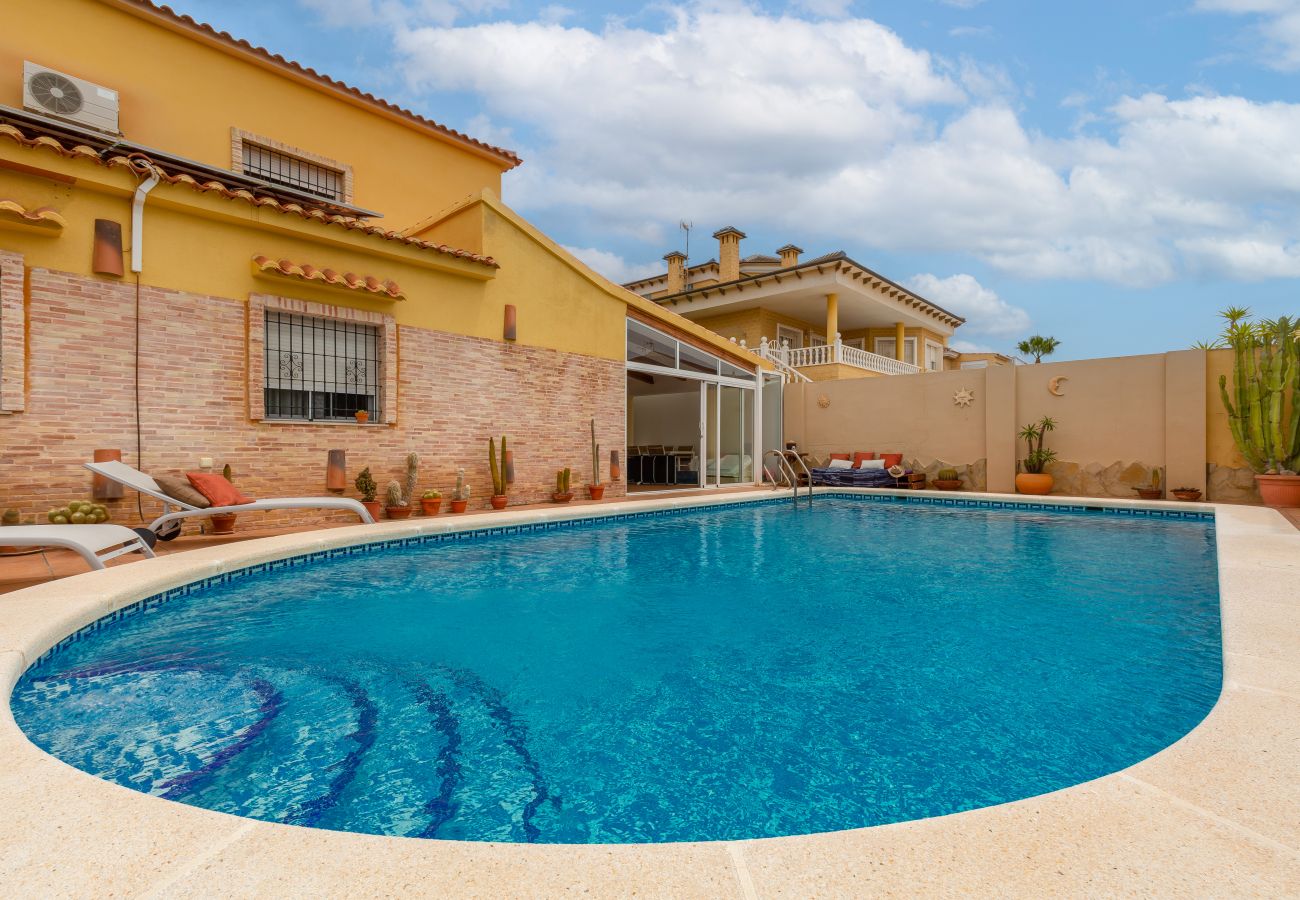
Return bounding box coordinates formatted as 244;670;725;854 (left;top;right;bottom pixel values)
1048;376;1068;397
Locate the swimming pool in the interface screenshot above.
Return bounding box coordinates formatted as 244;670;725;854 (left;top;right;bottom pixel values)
11;496;1221;844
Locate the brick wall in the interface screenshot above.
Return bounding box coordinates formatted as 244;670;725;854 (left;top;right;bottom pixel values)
0;258;626;528
0;249;23;413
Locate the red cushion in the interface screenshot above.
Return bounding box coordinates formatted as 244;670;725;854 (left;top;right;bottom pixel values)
828;453;850;461
880;453;904;468
186;472;255;507
852;451;876;468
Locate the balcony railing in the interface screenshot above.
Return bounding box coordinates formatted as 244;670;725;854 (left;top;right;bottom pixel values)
750;335;921;377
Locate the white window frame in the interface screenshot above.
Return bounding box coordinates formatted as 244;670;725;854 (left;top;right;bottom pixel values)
808;332;827;348
925;340;944;372
776;324;804;349
960;360;989;370
873;336;917;366
842;337;865;351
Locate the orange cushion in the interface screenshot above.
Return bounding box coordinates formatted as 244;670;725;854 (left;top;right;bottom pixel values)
828;453;850;461
880;453;904;468
186;472;255;507
852;451;876;468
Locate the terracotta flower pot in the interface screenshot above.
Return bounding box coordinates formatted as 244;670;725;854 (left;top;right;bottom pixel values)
588;484;605;501
490;495;508;510
1134;488;1163;500
1015;473;1054;495
552;492;574;504
420;498;442;516
209;513;238;535
355;410;369;424
386;505;412;520
361;500;382;521
933;480;961;491
1172;489;1202;502
450;499;468;514
1255;474;1300;509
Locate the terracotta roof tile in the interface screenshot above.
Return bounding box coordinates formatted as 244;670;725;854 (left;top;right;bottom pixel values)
0;123;498;268
252;255;404;298
0;198;68;231
112;0;521;169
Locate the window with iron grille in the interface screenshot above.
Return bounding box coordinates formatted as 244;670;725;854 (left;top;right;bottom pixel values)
242;142;344;202
264;311;380;421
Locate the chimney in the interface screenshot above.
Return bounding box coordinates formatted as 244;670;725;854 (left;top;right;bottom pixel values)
777;244;803;268
713;226;746;282
664;250;687;294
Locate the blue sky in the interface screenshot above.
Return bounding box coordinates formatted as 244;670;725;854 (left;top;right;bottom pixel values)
172;0;1300;360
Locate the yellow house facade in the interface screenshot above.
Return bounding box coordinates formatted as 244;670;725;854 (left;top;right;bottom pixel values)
624;228;965;382
0;0;766;519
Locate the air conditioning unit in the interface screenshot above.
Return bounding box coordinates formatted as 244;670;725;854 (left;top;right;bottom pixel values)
22;61;120;134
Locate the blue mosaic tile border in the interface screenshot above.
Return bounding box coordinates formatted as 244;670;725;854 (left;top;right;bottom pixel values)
27;492;1213;669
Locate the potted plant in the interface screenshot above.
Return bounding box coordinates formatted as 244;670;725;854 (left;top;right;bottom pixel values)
210;463;239;534
588;419;605;500
450;468;470;513
553;467;574;503
420;489;442;516
1172;487;1203;502
1218;309;1300;508
1015;417;1058;495
933;467;962;491
489;435;509;510
1134;470;1162;500
355;467;381;520
384;453;419;519
355;409;369;424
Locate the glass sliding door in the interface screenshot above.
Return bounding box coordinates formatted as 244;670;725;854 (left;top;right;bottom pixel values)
703;383;719;488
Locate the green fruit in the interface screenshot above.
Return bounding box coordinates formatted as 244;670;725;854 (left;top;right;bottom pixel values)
51;515;69;525
70;512;87;524
48;509;60;522
94;511;107;523
56;507;71;520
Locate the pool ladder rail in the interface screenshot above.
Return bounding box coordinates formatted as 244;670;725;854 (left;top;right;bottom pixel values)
762;450;813;505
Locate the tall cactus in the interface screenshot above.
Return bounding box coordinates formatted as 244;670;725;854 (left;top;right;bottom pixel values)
590;419;601;486
1219;313;1299;474
555;467;571;494
403;452;420;505
489;436;508;496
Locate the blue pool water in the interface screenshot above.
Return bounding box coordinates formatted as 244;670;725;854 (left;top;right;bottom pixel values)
11;498;1221;844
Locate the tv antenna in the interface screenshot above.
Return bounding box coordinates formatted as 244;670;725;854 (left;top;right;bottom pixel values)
679;220;692;261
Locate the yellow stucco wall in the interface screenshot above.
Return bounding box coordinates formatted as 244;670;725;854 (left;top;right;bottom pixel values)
1;0;510;229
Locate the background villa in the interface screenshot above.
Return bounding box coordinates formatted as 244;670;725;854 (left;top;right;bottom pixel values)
624;227;1007;380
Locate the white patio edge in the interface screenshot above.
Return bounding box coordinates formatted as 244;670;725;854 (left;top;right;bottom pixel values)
1;490;1296;896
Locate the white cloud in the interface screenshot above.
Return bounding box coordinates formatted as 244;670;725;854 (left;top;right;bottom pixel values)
308;2;1300;288
907;273;1031;337
562;246;662;283
1196;0;1300;69
949;25;993;38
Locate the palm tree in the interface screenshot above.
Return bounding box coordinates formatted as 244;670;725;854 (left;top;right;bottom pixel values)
1016;335;1060;363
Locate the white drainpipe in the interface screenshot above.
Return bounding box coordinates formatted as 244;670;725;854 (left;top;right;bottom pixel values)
129;160;161;273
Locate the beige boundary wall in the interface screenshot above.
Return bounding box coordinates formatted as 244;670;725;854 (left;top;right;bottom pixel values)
785;349;1260;502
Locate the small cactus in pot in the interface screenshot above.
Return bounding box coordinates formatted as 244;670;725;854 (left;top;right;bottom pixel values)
450;468;471;513
588;419;605;500
934;467;962;491
420;489;442;516
553;467;573;503
1134;468;1163;500
385;479;412;519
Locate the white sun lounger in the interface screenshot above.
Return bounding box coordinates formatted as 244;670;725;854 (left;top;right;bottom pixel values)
0;524;155;571
83;460;376;539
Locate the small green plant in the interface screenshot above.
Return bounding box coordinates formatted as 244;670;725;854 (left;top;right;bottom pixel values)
555;467;571;494
222;463;233;482
384;480;405;508
3;508;22;526
1151;469;1162;489
355;467;377;503
45;500;108;524
937;468;960;482
1018;416;1058;474
453;468;471;502
403;452;420;505
489;436;508;497
590;419;601;486
421;489;442;500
